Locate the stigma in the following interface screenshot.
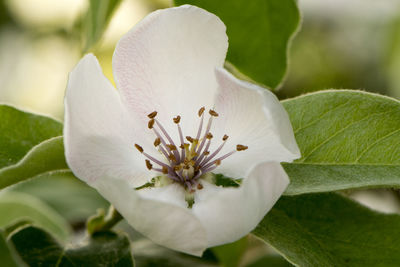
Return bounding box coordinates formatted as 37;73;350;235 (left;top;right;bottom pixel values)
134;107;248;192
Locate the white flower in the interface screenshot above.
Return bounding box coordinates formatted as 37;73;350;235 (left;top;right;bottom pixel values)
64;5;300;256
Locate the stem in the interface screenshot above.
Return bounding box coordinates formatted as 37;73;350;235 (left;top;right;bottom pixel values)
101;206;123;231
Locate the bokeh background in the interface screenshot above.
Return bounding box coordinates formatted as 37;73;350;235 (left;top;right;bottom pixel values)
1;0;400;265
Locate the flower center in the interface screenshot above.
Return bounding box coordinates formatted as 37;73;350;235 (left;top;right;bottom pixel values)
134;107;248;192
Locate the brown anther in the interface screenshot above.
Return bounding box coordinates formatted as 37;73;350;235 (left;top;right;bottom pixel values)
236;144;248;151
168;154;177;162
154;138;161;147
186;136;194;143
162;166;168;174
206;132;213;139
173;115;181;124
194;165;201;172
148;119;155;129
184;158;190;165
134;144;144;153
174;165;182;171
179;144;185;149
215;159;221;166
147;111;157;119
166;144;177;151
223;134;229;141
209;109;219;117
204;151;210;156
145;160;152;170
197;183;204;190
198;107;205;117
190;189;195;193
183;165;190;170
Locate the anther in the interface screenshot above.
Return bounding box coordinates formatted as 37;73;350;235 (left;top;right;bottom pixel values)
197;183;203;190
223;134;229;141
168;154;177;162
147;111;157;119
186;136;194;143
174;165;182;171
154;138;161;147
236;144;248;151
148;119;155;129
198;107;205;117
179;144;185;149
209;109;219;117
134;144;144;153
166;144;177;151
145;160;153;170
173;115;181;124
161;166;168;174
215;159;221;166
206;132;213;139
204;151;210;155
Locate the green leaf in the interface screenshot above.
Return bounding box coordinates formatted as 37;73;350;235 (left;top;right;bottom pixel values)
0;137;69;189
212;237;247;267
174;0;300;88
0;231;21;267
253;193;400;266
0;105;62;169
246;255;292;267
11;226;134;266
83;0;122;52
0;192;70;241
282;90;400;195
11;173;109;223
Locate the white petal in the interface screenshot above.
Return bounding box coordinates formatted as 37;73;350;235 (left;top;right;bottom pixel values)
64;54;150;187
192;162;289;247
92;177;208;256
212;68;301;179
112;5;228;136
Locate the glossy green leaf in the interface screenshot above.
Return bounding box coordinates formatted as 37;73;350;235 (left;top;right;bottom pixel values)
11;226;134;267
254;193;400;266
174;0;300;88
0;105;62;169
0;137;69;189
282;90;400;195
0;192;70;241
83;0;122;52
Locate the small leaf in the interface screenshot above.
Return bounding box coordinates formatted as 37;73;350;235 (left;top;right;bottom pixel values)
282;90;400;195
0;192;70;241
253;193;400;266
83;0;123;52
11;226;134;266
0;137;68;189
174;0;300;88
0;105;62;169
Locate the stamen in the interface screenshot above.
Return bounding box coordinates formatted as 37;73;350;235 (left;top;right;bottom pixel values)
209;109;219;117
145;160;153;170
206;132;213;139
198;107;205;117
148;119;155;129
166;144;177;151
197;183;203;190
134;144;144;153
148;111;157;119
237;144;248;151
155;119;180;160
186;136;194;143
173;115;181;124
215;159;221;166
223;134;229;141
154;138;161;147
161;166;168;174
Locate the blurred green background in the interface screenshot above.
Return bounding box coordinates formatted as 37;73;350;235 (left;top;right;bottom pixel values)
1;0;400;266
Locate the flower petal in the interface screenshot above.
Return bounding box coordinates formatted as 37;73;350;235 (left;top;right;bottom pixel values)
93;177;208;256
64;54;150;187
112;5;228;135
212;68;300;179
192;162;289;247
